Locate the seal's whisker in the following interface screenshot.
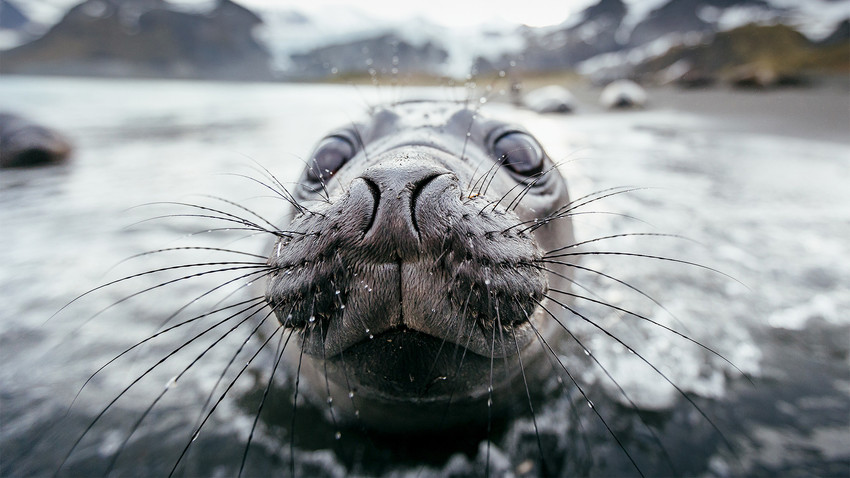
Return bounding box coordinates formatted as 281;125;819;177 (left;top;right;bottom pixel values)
502;161;562;213
239;326;293;478
539;293;680;476
550;186;648;218
133;200;283;235
78;264;271;329
152;268;275;331
527;304;596;468
201;194;285;233
126;212;281;236
532;261;686;330
114;246;268;266
466;154;503;199
318;294;341;437
540;294;740;458
513;302;549;476
53;261;270;328
485;299;498;478
527;303;646;478
169;322;285;478
476;154;508;199
249;160;313;212
540;251;743;286
508;158;583;213
437;292;479;430
448;285;477;367
104;305;271;477
70;297;267;413
289;329;308;478
337;347;366;432
501;186;644;233
192;308;281;434
544;232;693;256
226;167;310;215
59;300;267;475
549;288;750;380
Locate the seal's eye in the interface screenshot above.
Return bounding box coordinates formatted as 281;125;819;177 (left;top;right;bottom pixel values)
493;132;545;176
307;135;355;182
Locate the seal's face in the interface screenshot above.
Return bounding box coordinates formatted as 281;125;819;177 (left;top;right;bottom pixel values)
266;101;574;431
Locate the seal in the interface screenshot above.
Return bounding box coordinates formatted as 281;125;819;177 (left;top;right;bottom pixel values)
265;100;577;433
56;98;741;477
0;112;72;168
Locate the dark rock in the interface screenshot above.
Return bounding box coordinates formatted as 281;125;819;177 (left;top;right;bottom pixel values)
599;79;647;109
523;85;577;113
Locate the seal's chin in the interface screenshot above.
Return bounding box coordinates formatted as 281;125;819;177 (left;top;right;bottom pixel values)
327;323;534;401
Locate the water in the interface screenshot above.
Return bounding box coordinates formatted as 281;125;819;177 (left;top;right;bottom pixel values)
1;76;848;477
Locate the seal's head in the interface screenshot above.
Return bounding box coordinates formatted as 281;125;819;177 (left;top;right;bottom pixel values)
266;101;575;432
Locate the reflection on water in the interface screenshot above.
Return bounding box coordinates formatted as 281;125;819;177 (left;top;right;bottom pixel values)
1;77;848;477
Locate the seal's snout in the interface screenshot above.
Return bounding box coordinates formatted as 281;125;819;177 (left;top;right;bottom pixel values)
356;158;453;259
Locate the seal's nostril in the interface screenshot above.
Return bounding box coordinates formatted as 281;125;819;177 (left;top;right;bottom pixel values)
409;173;445;238
361;177;381;234
358;161;452;247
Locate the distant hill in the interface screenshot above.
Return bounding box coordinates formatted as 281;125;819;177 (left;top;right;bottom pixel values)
634;23;850;86
0;0;273;80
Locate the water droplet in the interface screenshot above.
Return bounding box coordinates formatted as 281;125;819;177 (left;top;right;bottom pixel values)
335;431;342;440
484;279;491;286
365;58;374;66
335;290;341;295
587;401;594;409
348;391;355;398
368;334;374;340
276;243;281;257
487;398;492;407
308;316;316;323
479;97;487;104
466;132;471;137
583;349;590;356
340;304;345;309
327;397;333;404
498;70;506;77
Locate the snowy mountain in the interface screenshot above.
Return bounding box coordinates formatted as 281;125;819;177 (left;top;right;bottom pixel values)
255;0;848;79
2;0;847;80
